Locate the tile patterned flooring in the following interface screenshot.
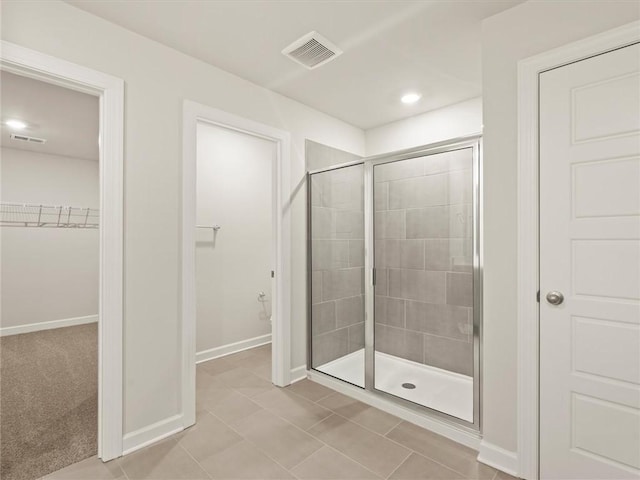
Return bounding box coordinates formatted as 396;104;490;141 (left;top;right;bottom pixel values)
44;344;518;480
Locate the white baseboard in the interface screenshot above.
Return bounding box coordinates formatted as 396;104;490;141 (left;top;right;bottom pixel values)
290;365;307;384
0;314;98;337
122;414;185;455
196;334;271;364
308;370;481;450
477;440;519;477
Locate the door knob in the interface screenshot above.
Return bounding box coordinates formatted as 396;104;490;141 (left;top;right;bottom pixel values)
546;291;564;305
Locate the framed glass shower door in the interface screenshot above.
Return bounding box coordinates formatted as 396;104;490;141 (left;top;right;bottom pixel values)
368;142;479;425
308;162;365;387
307;136;481;429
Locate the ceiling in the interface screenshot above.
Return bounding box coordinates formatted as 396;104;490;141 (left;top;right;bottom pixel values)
0;71;99;160
65;0;521;130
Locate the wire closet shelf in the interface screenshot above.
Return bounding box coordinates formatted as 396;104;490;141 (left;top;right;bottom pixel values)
0;202;99;229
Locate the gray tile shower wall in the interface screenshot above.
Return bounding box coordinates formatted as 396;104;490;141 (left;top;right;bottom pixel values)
307;141;364;368
374;148;474;376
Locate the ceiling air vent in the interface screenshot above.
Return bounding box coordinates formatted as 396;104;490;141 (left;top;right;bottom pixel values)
10;133;46;144
282;31;342;70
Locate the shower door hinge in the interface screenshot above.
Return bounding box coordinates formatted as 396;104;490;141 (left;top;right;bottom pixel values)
372;268;376;286
271;270;275;278
536;290;540;303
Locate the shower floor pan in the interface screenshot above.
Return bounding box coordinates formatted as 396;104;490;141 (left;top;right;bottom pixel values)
316;349;473;422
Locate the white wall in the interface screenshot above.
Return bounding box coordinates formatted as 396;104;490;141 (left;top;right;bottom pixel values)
196;123;274;354
481;0;640;454
0;147;98;330
365;97;482;156
0;0;365;437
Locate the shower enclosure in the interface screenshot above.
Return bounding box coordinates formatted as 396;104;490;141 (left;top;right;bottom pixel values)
307;136;481;429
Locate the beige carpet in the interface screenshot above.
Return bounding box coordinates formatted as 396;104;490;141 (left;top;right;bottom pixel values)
0;323;98;480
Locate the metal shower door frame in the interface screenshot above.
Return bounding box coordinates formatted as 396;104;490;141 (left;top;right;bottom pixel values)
307;134;483;432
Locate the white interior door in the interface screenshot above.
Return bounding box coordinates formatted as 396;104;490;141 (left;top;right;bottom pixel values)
539;43;640;479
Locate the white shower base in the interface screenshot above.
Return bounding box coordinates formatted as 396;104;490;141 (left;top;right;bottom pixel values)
316;349;473;422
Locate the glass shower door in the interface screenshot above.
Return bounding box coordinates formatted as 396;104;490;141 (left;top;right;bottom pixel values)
372;147;476;422
308;163;365;387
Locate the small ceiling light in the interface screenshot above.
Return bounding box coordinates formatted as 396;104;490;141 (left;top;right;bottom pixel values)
5;119;27;130
401;93;421;104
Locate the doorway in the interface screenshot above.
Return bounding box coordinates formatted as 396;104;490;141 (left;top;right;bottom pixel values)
0;71;100;480
195;123;276;366
181;101;292;429
0;41;124;473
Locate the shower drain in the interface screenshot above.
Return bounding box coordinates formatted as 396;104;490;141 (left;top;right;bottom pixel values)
401;383;416;389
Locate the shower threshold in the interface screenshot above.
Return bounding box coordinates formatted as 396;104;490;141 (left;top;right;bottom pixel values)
316;349;473;422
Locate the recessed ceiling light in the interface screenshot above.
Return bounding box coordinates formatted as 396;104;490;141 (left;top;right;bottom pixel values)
6;119;27;130
401;93;421;104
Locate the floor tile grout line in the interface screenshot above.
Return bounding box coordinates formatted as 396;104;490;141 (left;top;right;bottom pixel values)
201;408;287;468
286;385;334;405
205;407;317;479
286;442;385;480
284;444;324;473
381;418;403;436
200;396;266;426
333;414;485;480
305;413;411;479
310;389;403;438
257;383;335;417
310;389;339;405
252;372;335;405
326;411;416;452
202;368;338;435
258;409;384;480
117;457;131;480
382;435;485;480
322;443;386;479
115;455;131;480
201;351;327;406
302;411;335;432
308;387;336;404
209;406;381;480
205;366;275;399
328;408;403;439
394;450;472;480
300;386;404;431
175;439;214;480
285;390;338;410
384;449;413;480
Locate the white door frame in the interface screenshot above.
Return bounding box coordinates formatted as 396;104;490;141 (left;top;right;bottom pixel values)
181;100;291;427
516;21;640;480
0;41;125;461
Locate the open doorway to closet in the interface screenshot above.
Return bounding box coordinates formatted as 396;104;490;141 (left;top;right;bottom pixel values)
195;122;276;369
181;102;292;428
0;71;100;480
0;41;124;478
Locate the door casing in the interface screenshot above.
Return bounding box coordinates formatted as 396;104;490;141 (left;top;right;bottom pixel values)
181;100;292;432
